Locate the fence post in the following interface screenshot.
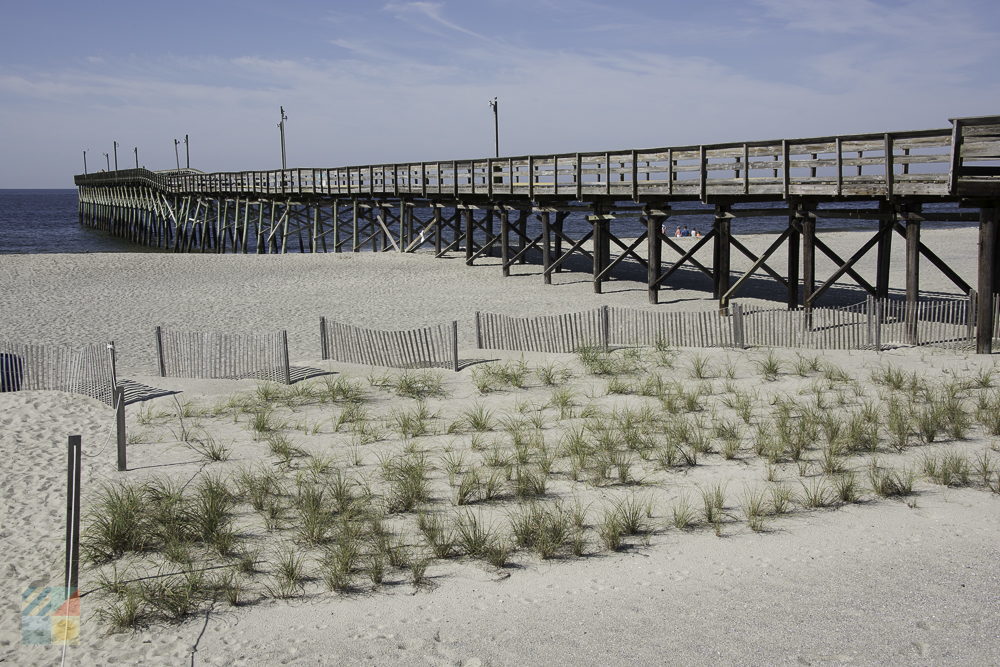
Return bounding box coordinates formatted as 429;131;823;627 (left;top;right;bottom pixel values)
280;330;292;385
967;289;977;345
112;387;126;472
65;435;82;598
107;340;118;395
601;305;610;350
319;317;329;361
474;312;482;349
874;299;883;351
865;296;874;349
733;303;746;349
451;320;459;372
155;326;166;377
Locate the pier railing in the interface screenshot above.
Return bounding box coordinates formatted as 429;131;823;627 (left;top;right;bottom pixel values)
75;116;1000;200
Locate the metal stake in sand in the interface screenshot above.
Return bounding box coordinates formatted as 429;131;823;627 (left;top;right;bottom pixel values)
115;386;127;471
64;435;82;598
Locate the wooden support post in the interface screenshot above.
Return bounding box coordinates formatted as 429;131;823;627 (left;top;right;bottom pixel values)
876;200;893;300
590;209;610;294
541;211;552;285
555;212;566;272
434;206;443;255
485;208;494;258
977;203;998;354
646;208;664;304
65;435;82;597
451;320;459;372
802;209;816;310
352;200;360;252
464;208;475;265
787;203;801;309
904;203;922;345
115;386;126;471
500;207;511;277
517;209;528;264
713;204;731;303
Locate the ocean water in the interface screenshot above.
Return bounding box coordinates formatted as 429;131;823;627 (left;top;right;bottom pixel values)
0;189;156;254
0;189;973;255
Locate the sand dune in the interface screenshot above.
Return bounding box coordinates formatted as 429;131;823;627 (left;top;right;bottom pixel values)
1;227;998;666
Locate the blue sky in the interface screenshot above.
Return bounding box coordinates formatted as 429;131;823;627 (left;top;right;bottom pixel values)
1;0;998;187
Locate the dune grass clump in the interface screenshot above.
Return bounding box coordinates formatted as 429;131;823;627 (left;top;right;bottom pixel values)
82;482;149;564
382;454;431;513
922;451;973;487
509;501;571;558
319;376;368;404
186;430;231;462
753;351;783;382
471;360;530;393
576;346;642;376
536;363;572;387
388;401;437;439
387;370;448;399
742;487;769;532
868;459;915;498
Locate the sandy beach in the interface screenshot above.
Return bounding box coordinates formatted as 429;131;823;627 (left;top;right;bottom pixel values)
1;227;999;666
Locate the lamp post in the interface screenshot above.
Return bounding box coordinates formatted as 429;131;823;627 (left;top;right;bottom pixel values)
174;139;181;171
489;97;499;158
113;140;118;171
278;106;288;170
103;152;110;171
83;150;88;175
184;134;190;169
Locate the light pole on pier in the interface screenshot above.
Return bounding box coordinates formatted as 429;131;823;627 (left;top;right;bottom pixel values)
489;97;499;158
113;141;118;171
278;107;288;170
174;139;181;172
184;134;190;169
103;152;110;171
134;147;139;169
83;150;88;175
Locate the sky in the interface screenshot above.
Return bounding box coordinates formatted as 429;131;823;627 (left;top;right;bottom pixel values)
1;0;998;188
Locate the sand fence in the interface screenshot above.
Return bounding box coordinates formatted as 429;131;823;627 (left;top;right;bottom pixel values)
0;340;117;405
154;326;292;384
320;318;459;371
474;295;997;353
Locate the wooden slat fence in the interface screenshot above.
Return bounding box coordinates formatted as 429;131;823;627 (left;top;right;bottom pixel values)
155;326;291;383
475;296;990;354
607;306;738;348
740;300;874;350
474;308;607;353
880;296;976;349
321;318;459;371
0;341;116;405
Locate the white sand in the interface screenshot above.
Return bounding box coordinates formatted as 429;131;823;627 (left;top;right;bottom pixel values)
2;227;999;666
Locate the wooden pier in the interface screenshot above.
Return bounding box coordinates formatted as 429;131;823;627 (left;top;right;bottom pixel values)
74;115;1000;352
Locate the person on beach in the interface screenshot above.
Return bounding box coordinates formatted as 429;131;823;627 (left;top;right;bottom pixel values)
674;226;682;237
682;225;689;237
